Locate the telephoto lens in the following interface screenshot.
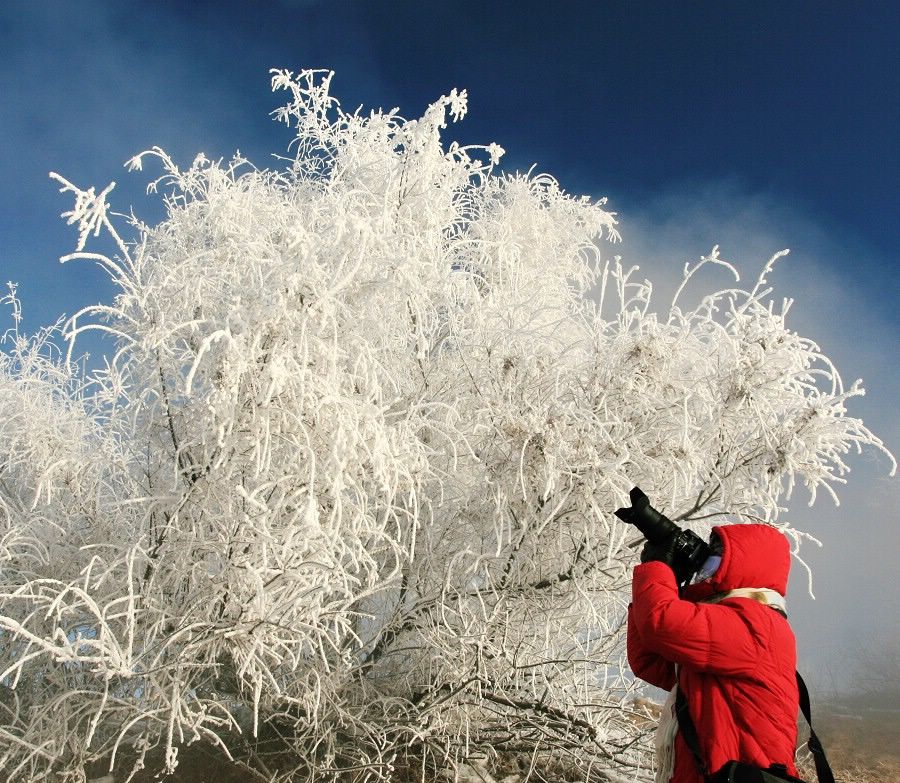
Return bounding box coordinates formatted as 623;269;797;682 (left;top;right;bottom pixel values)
615;487;710;584
615;487;681;544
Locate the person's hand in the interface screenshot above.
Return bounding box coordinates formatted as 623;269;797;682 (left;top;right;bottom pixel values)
640;538;676;566
639;539;691;584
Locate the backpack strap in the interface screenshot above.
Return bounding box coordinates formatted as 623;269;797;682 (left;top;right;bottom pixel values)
796;672;835;783
674;672;835;783
674;685;710;779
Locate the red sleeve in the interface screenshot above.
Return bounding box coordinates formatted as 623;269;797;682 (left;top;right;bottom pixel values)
630;562;765;676
628;602;676;690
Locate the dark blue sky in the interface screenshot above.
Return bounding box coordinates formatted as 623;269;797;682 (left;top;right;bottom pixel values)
2;1;898;329
1;0;898;688
0;0;900;312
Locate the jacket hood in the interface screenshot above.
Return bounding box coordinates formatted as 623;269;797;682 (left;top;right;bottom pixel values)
682;523;791;601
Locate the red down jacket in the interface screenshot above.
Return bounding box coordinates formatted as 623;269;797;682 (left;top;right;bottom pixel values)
627;523;799;782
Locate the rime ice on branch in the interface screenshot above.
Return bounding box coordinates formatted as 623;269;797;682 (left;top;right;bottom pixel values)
0;69;893;783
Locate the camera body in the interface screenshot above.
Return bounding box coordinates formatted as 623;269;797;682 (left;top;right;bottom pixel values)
615;487;710;583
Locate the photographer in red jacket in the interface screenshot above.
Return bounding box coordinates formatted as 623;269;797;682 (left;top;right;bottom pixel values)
622;491;801;783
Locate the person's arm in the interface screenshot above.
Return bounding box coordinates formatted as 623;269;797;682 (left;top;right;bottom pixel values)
627;602;676;690
630;561;766;676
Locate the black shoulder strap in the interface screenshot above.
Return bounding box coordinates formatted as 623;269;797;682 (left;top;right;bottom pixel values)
674;672;836;783
674;685;709;779
796;672;836;783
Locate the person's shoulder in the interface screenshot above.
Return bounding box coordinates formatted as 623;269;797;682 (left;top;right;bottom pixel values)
715;597;792;637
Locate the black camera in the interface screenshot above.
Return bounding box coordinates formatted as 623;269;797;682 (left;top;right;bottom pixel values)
614;487;710;583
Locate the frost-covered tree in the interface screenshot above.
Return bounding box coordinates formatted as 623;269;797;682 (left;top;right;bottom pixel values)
0;70;893;783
